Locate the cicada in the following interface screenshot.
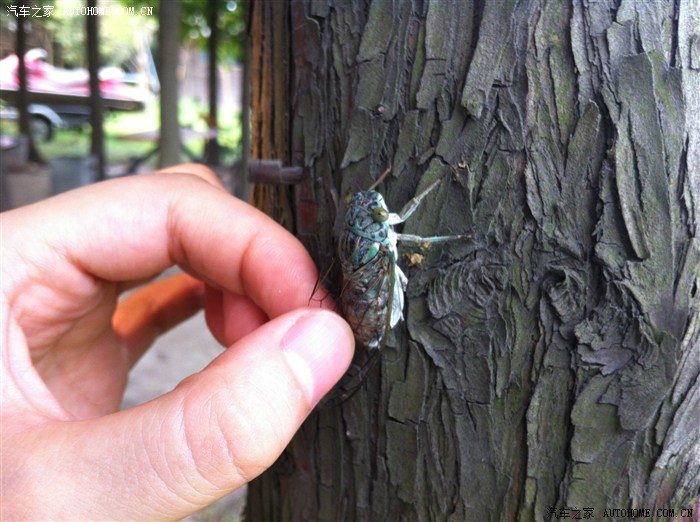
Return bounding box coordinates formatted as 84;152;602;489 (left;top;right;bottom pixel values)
323;173;467;404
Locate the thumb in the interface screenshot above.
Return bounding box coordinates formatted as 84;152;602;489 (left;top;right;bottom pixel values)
10;309;354;520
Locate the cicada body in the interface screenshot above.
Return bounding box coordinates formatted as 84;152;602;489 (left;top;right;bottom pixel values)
338;190;406;351
320;175;467;405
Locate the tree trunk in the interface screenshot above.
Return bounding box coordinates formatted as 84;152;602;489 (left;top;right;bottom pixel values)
15;0;41;163
86;1;105;180
246;1;699;521
204;0;220;165
158;0;182;168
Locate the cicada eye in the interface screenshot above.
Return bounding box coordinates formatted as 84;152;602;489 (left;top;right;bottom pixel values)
372;206;389;222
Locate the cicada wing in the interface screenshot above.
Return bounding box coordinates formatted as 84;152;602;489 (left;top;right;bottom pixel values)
389;263;406;328
319;262;397;408
339;247;392;350
320;252;392;407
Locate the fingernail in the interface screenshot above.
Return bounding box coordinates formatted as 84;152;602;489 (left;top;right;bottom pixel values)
282;311;354;404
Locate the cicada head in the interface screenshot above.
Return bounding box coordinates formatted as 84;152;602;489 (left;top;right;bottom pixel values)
344;190;391;242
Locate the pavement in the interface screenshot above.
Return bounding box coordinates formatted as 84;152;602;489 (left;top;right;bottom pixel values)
2;160;246;520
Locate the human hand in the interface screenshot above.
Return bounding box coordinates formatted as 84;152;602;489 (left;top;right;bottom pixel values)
0;164;354;519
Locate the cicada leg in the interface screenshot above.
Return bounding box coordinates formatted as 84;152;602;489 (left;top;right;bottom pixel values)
387;177;444;225
391;178;474;243
318;346;382;407
308;258;340;312
396;231;474;243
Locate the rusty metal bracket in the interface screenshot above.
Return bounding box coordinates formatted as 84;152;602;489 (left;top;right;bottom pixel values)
247;159;304;184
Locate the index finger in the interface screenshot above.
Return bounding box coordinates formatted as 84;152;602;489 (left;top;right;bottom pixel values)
3;166;320;320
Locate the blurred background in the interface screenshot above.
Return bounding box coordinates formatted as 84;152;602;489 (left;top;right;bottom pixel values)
1;0;247;207
1;1;248;519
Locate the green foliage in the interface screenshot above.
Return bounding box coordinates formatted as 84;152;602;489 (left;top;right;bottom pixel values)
183;0;245;62
42;11;87;68
120;0;245;61
3;0;244;67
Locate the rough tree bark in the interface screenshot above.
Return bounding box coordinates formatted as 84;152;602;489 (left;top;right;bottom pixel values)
246;1;699;520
